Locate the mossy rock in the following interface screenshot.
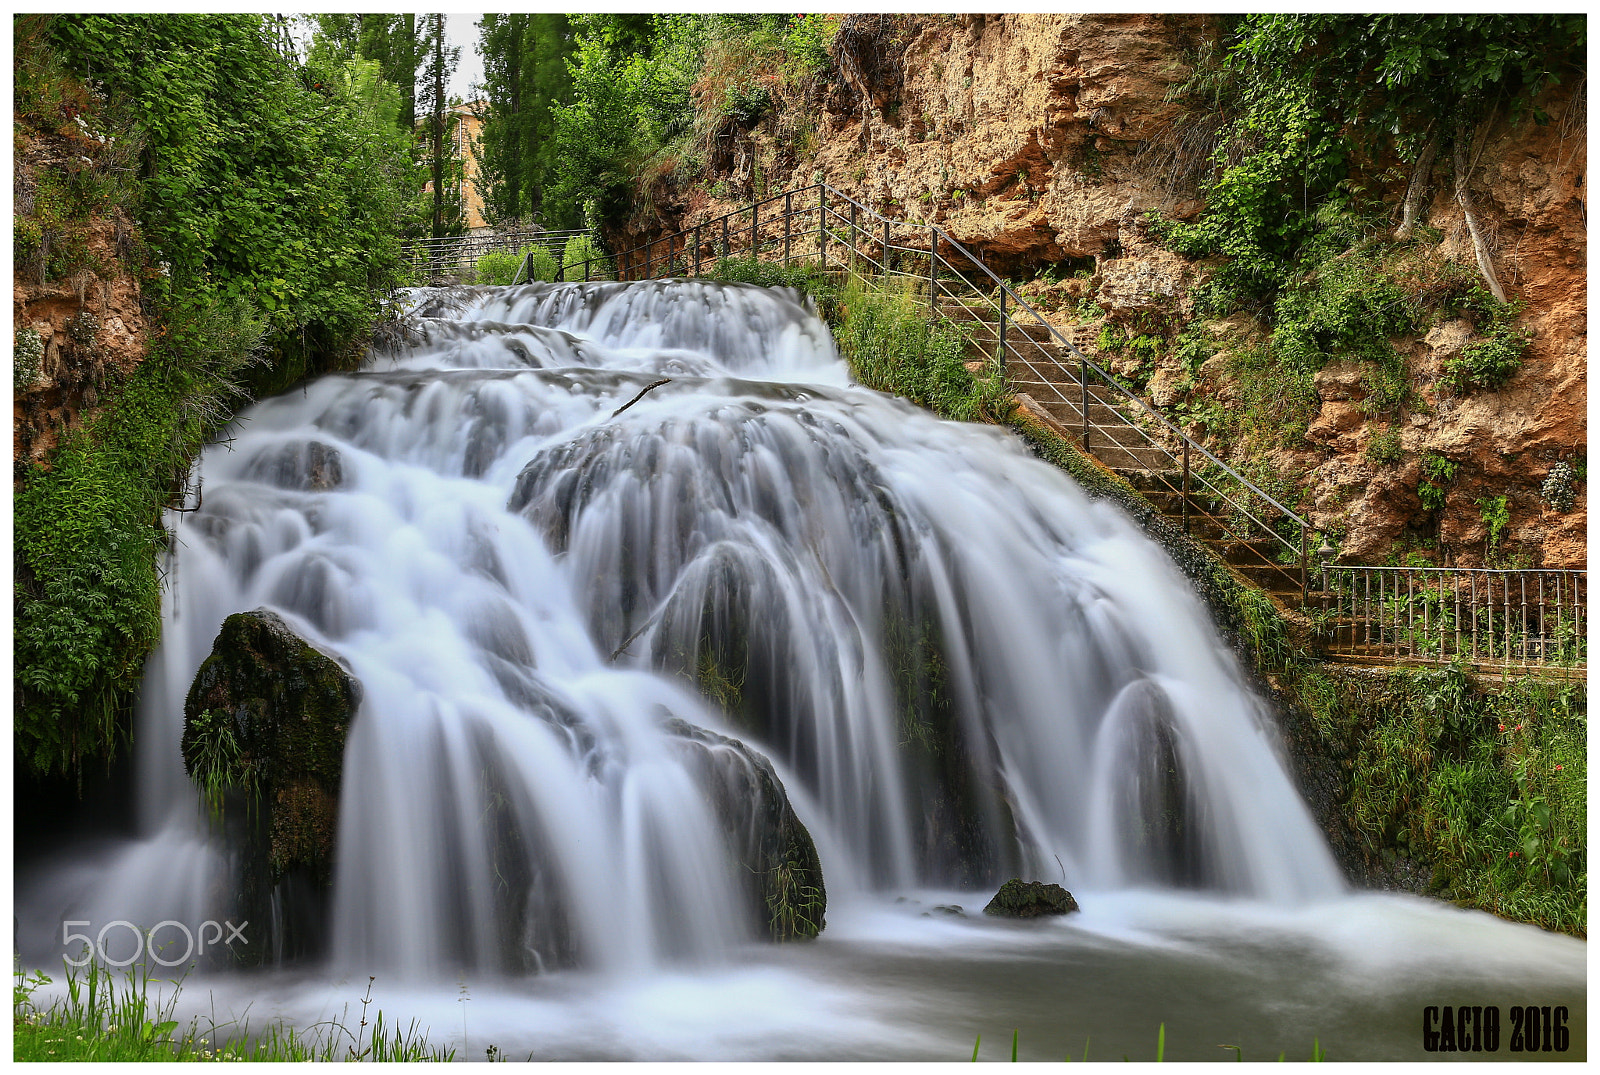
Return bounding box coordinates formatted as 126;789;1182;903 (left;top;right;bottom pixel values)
181;609;361;963
983;878;1080;918
664;717;826;941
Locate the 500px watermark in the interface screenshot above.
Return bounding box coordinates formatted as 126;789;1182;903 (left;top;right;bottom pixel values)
62;919;248;967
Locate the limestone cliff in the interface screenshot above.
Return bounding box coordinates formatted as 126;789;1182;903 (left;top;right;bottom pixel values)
633;13;1586;569
13;95;154;478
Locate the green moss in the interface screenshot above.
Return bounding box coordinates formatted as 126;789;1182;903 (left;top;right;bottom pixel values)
695;648;746;715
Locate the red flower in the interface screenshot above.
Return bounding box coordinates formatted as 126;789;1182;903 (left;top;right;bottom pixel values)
1498;724;1506;731
1555;764;1564;771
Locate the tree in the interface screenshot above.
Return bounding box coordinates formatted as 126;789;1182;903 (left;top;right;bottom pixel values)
313;14;423;133
1230;15;1585;297
477;13;574;224
419;13;462;238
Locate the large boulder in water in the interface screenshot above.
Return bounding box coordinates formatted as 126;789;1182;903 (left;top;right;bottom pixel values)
663;718;826;941
983;878;1080;918
182;609;361;963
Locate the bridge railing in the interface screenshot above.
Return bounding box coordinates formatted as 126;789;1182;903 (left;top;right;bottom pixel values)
536;181;1585;672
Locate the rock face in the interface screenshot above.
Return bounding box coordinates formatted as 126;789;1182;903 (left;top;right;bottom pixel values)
13;123;152;478
182;609;361;963
634;13;1584;570
983;878;1080;918
665;717;827;941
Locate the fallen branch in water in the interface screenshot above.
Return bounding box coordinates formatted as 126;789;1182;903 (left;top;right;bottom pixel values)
610;378;672;419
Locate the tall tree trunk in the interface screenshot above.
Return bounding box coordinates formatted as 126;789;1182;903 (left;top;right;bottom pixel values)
431;14;446;239
1452;117;1507;302
1394;124;1440;241
506;17;523;220
400;14;416;133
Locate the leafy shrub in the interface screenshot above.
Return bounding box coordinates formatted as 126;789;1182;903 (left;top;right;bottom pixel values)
834;276;1011;424
1476;495;1511;551
1364;426;1402;465
15;16;415;777
561;233;608;276
781;14;839;78
1440;326;1528;394
1417;452;1457;512
474;249;523;285
519;246;560;282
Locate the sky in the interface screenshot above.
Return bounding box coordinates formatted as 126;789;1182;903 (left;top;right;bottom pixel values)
446;13;485;102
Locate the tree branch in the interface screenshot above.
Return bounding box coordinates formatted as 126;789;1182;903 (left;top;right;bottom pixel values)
1452;117;1507;303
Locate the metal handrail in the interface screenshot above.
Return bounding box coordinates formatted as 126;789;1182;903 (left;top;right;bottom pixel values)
552;182;1318;596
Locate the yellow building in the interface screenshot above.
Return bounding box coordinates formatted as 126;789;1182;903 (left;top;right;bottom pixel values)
421;101;490;233
451;102;489;232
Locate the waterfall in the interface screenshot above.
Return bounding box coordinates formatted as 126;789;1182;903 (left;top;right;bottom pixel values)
20;279;1344;977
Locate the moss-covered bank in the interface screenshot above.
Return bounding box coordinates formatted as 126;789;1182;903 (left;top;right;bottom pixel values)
709;257;1586;936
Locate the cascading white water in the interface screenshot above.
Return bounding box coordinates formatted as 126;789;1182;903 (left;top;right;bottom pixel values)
22;279;1348;980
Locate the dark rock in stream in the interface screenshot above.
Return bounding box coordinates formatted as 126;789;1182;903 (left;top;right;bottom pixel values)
663;717;827;941
983;878;1079;918
182;609;361;964
242;439;345;491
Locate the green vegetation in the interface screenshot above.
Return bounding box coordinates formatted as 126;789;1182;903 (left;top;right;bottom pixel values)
1417;452;1458;512
1124;16;1582;552
969;1025;1327;1062
309;14;462;240
766;852;826;941
1476;495;1511;553
15;305;265;776
475;244;559;285
14;959;455;1061
1294;666;1585;934
1364;427;1402;466
540;14;842;229
15;15;417;777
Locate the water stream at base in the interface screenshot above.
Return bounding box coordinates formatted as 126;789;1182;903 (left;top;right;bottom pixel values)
15;280;1583;1059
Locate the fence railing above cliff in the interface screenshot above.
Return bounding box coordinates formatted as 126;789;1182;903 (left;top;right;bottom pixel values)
529;181;1585;674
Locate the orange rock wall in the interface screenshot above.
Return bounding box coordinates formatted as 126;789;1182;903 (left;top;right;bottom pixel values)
639;13;1585;568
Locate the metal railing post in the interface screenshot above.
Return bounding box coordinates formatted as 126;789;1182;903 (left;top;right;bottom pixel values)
997;287;1007;366
784;192;793;264
694;224;703;276
1182;441;1191;534
883;218;891;278
1080;354;1090;450
722;215;730;260
818;185;826;264
645;238;652;279
584;257;591;283
928;228;938;309
849;202;858;271
751;200;759;260
1300;523;1309;605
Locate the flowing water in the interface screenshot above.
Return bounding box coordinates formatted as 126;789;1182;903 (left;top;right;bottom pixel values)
16;280;1584;1059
